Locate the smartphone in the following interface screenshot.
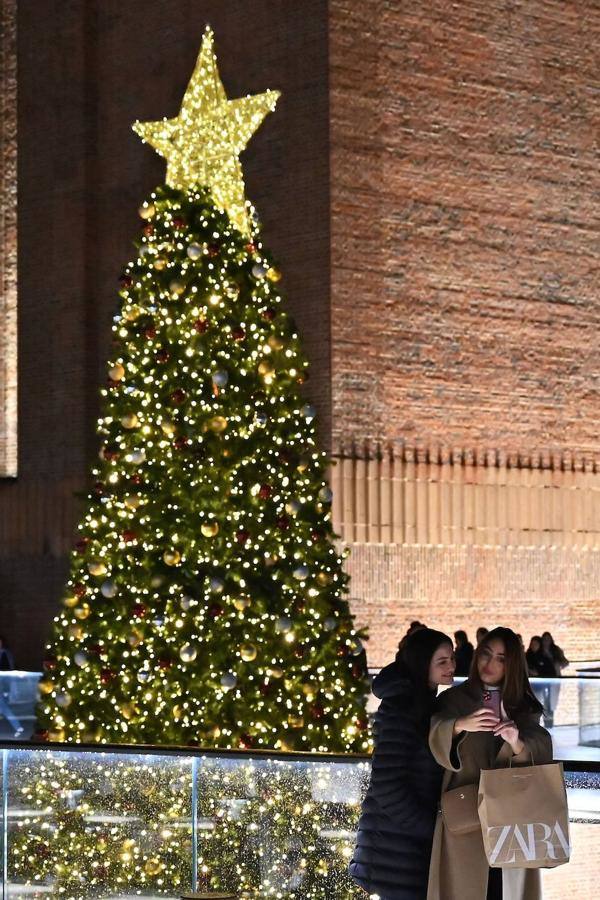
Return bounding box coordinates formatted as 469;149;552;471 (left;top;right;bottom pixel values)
482;689;501;719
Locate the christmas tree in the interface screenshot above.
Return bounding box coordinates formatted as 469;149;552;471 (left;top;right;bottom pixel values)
38;28;370;752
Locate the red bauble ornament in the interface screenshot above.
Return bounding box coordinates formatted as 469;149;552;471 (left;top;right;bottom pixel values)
276;516;290;531
261;307;276;321
236;529;250;544
293;646;305;659
207;242;220;257
310;702;324;720
193;318;209;334
74;539;89;555
93;481;105;496
245;242;257;254
144;326;157;340
119;274;133;288
73;583;86;598
172;217;185;229
131;474;143;485
122;530;137;543
310;530;323;543
173;436;189;451
352;663;364;678
259;681;273;697
208;603;223;618
132;603;147;618
232;326;246;342
100;668;115;685
90;643;103;656
156;348;170;364
158;657;173;670
240;733;254;749
43;657;56;671
355;717;369;731
143;224;154;237
34;729;49;742
258;484;271;500
170;388;187;405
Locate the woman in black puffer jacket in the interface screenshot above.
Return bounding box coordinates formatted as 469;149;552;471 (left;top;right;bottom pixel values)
349;628;455;900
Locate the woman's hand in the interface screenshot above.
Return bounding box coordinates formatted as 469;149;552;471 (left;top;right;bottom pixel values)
493;719;524;755
454;708;500;736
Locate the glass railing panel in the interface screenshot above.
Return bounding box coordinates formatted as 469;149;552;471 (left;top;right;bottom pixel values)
5;747;193;898
0;673;42;740
194;753;370;897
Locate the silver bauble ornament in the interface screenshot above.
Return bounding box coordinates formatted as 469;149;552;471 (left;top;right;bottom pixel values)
209;576;225;593
293;564;309;580
275;616;293;634
318;486;333;503
137;670;150;684
187;242;203;260
180;595;193;611
302;404;316;421
55;692;72;708
255;412;268;426
179;643;198;663
212;370;229;387
220;672;237;691
74;651;88;667
252;262;268;278
129;448;146;465
351;639;364;656
285;499;301;515
323;617;337;632
100;579;117;599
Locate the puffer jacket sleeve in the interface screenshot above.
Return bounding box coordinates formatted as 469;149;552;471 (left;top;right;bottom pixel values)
429;689;466;772
374;711;438;834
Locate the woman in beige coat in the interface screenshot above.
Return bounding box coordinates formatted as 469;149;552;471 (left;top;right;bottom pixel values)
427;627;552;900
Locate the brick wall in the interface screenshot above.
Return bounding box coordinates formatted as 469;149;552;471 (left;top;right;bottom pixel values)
329;0;600;467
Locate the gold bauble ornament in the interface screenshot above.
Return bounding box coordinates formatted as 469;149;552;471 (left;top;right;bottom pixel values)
287;714;304;729
154;257;167;271
316;572;332;587
201;522;219;538
267;334;285;350
127;629;143;648
124;494;141;510
268;666;284;679
267;267;282;282
68;624;84;640
163;549;181;566
169;279;185;295
139;203;155;220
132;27;279;236
120;702;137;720
296;457;310;473
87;561;107;577
160;419;176;436
121;413;139;429
233;596;251;612
74;603;91;620
49;729;66;742
63;595;78;609
144;857;162;875
109;363;125;381
38;680;54;695
172;705;183;721
209;415;228;433
123;305;141;322
258;360;275;378
239;642;257;662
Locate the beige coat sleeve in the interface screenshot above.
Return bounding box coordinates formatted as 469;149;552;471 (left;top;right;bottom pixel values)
429;692;467;772
495;709;553;766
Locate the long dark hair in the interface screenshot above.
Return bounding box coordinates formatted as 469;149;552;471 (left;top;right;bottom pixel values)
398;628;453;730
470;626;542;716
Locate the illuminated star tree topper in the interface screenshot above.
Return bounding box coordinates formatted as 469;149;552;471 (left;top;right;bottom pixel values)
133;26;280;236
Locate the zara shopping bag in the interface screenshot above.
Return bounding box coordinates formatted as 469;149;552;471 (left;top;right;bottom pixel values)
478;761;571;869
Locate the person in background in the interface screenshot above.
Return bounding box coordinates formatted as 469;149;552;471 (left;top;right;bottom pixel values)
350;628;456;900
475;626;488;646
453;630;474;677
0;636;23;737
398;619;427;651
525;635;556;726
539;631;569;729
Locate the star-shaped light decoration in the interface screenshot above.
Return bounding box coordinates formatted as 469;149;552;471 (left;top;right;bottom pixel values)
133;27;279;235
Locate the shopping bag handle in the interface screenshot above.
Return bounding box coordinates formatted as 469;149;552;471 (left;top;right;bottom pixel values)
508;749;534;767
